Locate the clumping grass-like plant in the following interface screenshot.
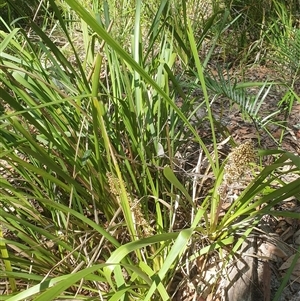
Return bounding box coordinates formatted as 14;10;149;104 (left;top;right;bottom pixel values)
0;0;300;300
267;0;300;86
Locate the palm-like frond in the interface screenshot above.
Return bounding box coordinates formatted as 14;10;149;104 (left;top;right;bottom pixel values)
204;67;282;143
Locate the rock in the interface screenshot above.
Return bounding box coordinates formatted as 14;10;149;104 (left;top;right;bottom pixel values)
223;237;264;301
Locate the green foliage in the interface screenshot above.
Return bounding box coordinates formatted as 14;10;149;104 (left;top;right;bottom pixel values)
222;0;300;64
0;0;299;299
221;0;271;61
266;0;300;87
204;67;286;145
0;0;52;30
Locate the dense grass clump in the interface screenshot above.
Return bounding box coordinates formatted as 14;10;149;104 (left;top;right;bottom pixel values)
0;0;299;300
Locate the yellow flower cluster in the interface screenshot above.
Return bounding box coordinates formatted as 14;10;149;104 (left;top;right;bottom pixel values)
107;172;120;199
107;172;153;238
223;140;256;185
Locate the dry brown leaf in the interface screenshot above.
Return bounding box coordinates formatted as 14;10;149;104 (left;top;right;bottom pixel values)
279;254;300;284
279;254;300;271
259;242;288;261
280;226;294;242
294;229;300;247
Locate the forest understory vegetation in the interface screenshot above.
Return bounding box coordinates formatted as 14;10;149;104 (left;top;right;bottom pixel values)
0;0;300;300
